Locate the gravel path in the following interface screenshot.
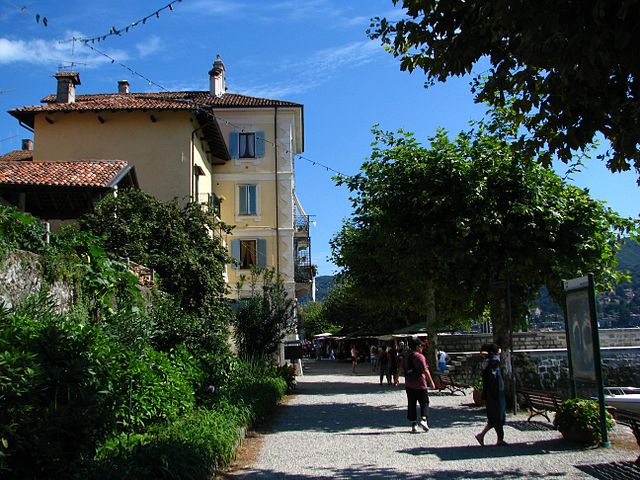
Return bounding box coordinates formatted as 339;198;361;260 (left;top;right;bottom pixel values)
227;359;640;479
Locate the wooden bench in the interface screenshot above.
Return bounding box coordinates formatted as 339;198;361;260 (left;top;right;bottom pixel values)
435;373;469;396
614;409;640;464
519;389;563;424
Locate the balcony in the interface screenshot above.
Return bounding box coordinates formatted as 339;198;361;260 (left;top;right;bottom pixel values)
197;193;222;218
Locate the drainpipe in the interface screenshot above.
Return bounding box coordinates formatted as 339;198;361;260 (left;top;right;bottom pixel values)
274;107;280;275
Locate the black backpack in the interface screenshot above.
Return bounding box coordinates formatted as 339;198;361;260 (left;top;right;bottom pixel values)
404;352;421;381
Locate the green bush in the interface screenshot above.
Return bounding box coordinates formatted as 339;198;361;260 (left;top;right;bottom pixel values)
111;346;198;433
219;358;287;423
0;301;121;479
0;204;47;255
87;402;249;480
553;398;614;445
78;189;231;318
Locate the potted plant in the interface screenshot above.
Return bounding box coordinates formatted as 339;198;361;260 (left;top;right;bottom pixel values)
472;377;485;406
553;398;614;445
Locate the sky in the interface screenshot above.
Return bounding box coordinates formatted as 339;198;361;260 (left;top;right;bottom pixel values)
1;0;639;276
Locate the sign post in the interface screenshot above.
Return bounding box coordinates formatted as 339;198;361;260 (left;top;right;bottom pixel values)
562;274;610;448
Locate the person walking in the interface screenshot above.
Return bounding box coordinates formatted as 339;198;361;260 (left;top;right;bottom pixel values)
403;337;436;433
475;343;507;446
378;346;391;385
437;349;449;374
389;344;400;386
370;344;378;372
350;344;358;374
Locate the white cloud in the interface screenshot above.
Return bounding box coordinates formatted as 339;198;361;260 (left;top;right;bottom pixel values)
0;34;129;67
233;40;382;98
136;35;161;58
180;0;246;15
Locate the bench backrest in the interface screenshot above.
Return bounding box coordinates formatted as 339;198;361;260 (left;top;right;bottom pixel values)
521;390;562;409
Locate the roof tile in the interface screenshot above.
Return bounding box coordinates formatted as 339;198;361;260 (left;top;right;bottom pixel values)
12;91;301;116
0;150;33;162
0;160;129;188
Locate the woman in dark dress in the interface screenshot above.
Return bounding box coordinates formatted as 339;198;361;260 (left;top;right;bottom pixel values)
475;343;507;446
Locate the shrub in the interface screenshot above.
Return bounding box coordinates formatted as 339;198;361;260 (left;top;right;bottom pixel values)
0;205;47;255
233;268;295;360
78;189;231;319
111;346;198;433
219;358;287;423
88;403;252;480
553;398;614;445
0;300;121;479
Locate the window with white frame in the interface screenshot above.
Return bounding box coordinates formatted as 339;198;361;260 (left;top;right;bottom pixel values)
238;184;257;215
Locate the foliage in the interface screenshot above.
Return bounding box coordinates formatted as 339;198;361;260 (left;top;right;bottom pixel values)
320;277;424;334
297;299;339;338
110;345;198;433
218;357;287;423
332;120;637;351
232;268;296;360
78;188;231;318
0;204;47;256
369;0;640;179
0;298;121;479
43;224;142;320
553;398;614;445
277;363;297;393
88;403;249;480
473;377;483;392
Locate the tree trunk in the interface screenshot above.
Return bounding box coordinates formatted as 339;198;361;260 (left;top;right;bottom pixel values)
425;280;438;369
490;294;515;409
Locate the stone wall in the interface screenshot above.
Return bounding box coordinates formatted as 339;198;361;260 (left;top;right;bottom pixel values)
0;250;72;312
437;328;640;353
437;330;640;390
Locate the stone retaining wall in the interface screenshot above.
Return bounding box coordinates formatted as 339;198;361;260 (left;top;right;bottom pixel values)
437;328;640;353
437;330;640;390
0;250;72;311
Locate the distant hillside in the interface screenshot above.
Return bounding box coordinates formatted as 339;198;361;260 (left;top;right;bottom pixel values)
531;238;640;328
618;238;640;274
314;275;335;301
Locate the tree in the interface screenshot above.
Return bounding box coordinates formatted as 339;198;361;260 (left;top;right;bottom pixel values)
333;119;637;360
368;1;640;179
297;301;333;338
79;188;231;318
232;269;296;361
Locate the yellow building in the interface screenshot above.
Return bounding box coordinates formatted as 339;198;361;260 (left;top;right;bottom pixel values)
6;56;313;301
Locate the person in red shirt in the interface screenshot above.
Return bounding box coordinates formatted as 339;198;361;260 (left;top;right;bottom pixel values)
403;337;436;433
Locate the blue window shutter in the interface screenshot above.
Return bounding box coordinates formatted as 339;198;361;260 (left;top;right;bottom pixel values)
229;132;239;158
239;185;248;214
249;185;257;214
230;240;240;269
257;239;267;268
255;131;265;158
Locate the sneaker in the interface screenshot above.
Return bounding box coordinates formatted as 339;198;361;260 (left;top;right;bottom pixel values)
496;440;508;446
411;422;418;433
419;419;429;432
475;433;484;446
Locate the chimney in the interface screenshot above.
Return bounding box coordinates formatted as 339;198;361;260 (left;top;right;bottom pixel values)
208;54;226;97
54;72;81;104
118;80;130;94
21;139;33;151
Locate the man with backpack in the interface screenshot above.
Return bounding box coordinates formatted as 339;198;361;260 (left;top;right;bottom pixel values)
403;337;436;433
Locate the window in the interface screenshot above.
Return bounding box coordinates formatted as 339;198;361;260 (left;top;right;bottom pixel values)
239;132;256;158
229;131;265;159
239;240;256;269
231;238;267;269
238;184;257;215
